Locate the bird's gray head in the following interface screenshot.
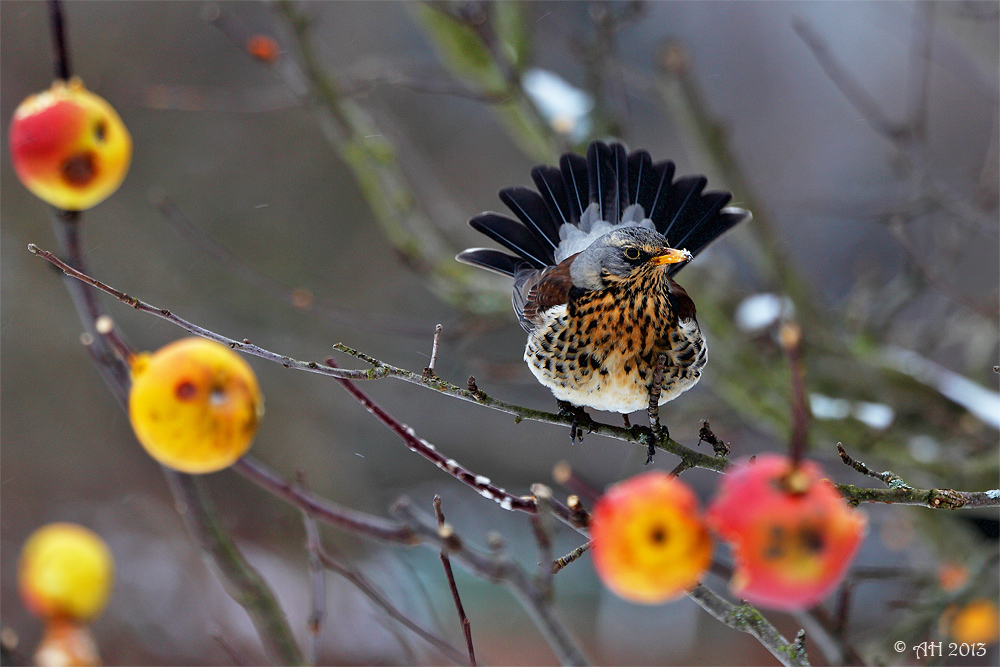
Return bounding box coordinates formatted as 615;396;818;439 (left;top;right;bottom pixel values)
568;226;692;290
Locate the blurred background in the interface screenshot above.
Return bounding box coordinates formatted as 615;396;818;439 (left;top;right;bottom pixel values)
2;1;997;665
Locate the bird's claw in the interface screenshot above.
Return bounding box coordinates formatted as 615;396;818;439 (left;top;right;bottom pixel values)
629;424;658;464
557;401;593;445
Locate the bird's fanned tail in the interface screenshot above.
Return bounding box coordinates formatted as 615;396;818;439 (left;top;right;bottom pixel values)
457;140;750;277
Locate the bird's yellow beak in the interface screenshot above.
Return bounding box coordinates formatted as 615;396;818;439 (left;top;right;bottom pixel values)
649;247;693;266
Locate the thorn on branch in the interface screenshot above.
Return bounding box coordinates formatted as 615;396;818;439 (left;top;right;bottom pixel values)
423;323;443;379
836;443;911;490
792;629;807;660
467;375;485;400
698;420;730;457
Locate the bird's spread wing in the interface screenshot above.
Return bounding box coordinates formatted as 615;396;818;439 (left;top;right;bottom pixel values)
514;255;577;332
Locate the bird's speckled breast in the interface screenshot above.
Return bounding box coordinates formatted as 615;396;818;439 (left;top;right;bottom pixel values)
524;283;706;413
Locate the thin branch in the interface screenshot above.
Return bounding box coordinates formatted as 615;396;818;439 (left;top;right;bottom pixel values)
434;496;477;666
301;507;326;665
792;16;908;141
687;584;811;667
835;443;999;508
30;242;1000;512
27;242;729;473
311;534;468;664
233;457;417;543
698;421;730;457
836;443;911;489
529;484;556;597
780;322;809;467
424;324;444;378
552;542;592;575
392;499;590;666
48;0;71;80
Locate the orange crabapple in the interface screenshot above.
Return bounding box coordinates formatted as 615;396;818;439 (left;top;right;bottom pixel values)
590;471;713;604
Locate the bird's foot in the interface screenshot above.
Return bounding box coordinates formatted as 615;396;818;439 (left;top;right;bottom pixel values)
557;401;593;445
632;422;669;465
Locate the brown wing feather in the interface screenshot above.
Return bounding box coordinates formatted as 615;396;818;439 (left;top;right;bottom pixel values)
665;278;697;321
517;253;580;328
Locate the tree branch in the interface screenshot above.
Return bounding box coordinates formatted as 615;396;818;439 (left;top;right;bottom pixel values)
687;585;811;667
28;242;729;473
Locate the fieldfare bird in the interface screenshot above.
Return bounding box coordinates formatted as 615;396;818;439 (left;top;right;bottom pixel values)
458;141;749;453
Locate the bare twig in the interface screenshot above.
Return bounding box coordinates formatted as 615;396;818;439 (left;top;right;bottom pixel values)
301;506;326;665
424;324;444;378
166;472;303;664
836;443;911;489
434;496;476;666
668;460;692;477
47;0;71;80
530;484;556;597
698;421;730;457
233;457;416;542
835;444;1000;509
551;542;592;575
779;322;809;466
792;16;907;141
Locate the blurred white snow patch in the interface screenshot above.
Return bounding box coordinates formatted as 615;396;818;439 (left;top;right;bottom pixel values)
908;434;941;463
810;393;851;419
522;68;593;140
881;345;1000;430
810;394;895;429
852;401;895;430
735;293;794;332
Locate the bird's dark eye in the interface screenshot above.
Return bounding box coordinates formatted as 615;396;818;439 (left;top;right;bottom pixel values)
623;246;641;261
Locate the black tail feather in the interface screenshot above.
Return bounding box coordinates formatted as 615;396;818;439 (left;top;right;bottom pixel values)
531;165;572;227
469;213;552;269
498;187;560;251
559;152;589;224
455;248;529;277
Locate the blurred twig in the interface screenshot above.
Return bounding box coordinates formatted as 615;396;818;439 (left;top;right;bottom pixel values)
434;496;477;666
167;472;303;664
152;193;439;339
392;498;590;666
301;507;326;665
310;532;469;664
207;1;507;312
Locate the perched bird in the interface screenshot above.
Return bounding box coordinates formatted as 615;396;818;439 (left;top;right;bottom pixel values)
458;141;749;453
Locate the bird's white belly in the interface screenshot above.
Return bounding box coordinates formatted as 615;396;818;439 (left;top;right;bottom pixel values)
523;305;706;414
